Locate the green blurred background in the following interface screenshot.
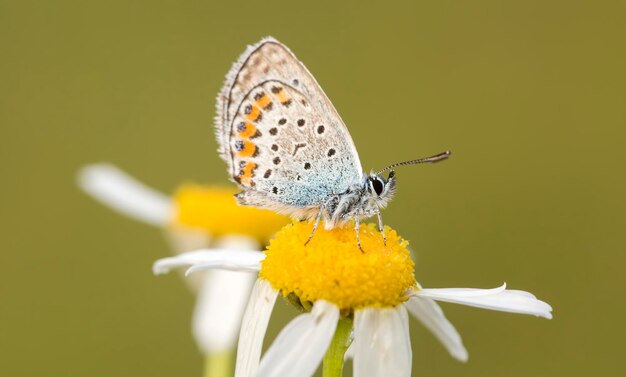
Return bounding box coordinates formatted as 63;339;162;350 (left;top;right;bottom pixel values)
2;1;625;376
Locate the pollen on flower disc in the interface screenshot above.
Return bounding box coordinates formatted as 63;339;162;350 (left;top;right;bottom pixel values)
260;221;417;311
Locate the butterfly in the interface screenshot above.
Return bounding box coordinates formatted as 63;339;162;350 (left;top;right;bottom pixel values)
214;37;449;249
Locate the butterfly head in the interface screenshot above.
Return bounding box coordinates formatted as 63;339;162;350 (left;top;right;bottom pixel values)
365;170;396;209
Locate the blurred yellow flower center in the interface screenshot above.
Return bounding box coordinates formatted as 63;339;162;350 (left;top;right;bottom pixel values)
260;221;416;311
172;184;289;242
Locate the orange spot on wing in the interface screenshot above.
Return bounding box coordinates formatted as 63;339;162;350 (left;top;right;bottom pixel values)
255;94;272;109
238;123;257;138
246;106;261;122
238;140;257;158
240;162;257;186
276;90;290;104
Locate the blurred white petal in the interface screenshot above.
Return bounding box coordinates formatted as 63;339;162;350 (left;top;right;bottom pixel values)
404;296;468;362
194;269;257;353
193;235;260;354
152;249;264;275
353;305;412;377
78;163;172;226
235;279;278;377
165;227;213;255
256;300;339;377
411;283;553;319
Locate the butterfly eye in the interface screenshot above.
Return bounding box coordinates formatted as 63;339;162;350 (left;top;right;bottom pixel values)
370;177;384;196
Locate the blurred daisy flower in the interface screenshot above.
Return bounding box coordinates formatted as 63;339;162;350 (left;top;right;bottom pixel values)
77;164;288;376
155;221;552;377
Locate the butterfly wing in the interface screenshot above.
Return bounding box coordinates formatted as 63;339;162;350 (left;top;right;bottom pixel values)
215;37;363;212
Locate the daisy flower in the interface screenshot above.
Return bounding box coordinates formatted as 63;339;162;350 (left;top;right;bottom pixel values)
154;221;552;377
77;163;288;376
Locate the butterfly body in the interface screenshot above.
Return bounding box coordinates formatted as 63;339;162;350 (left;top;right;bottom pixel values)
236;170;396;231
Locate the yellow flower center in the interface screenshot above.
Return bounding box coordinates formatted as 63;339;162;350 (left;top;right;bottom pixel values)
260;221;417;311
172;184;289;242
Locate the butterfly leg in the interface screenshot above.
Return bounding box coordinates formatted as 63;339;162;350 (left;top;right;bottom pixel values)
304;205;325;246
377;211;387;246
354;213;364;253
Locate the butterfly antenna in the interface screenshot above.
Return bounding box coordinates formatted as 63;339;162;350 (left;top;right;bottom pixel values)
377;151;451;174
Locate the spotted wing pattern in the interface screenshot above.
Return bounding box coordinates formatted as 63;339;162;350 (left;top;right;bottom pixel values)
215;37;363;211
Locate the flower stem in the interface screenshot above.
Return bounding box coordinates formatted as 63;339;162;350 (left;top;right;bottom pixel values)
204;351;233;377
322;317;353;377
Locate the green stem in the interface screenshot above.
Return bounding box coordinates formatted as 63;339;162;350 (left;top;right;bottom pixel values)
204;351;233;377
322;317;353;377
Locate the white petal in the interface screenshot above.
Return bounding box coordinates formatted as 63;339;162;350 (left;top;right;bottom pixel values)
404;296;468;362
353;306;412;377
235;279;278;377
192;235;260;354
417;283;507;298
193;269;257;353
152;249;265;275
78;164;172;226
256;300;339;377
412;283;553;319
